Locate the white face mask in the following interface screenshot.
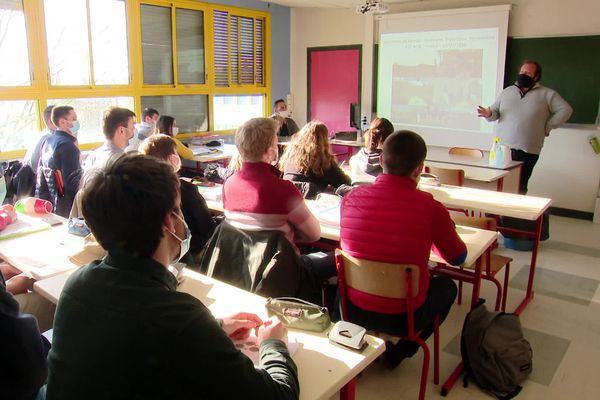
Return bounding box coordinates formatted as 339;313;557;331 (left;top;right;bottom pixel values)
172;127;179;135
277;110;290;119
168;211;191;264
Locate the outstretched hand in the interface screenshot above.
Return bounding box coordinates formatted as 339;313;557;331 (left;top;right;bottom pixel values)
477;106;492;118
221;312;263;341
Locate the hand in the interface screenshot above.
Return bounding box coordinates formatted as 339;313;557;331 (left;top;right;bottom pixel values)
6;274;34;295
0;262;23;280
221;312;263;340
257;317;287;344
477;106;492;118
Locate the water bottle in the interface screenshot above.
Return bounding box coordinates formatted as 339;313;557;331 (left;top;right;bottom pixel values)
0;204;17;223
15;197;53;214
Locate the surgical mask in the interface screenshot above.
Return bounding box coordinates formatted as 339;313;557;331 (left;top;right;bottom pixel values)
172;127;179;135
277;110;290;119
168;211;191;264
516;74;534;89
70;120;81;134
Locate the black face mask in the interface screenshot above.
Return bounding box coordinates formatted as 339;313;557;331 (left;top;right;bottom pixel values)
516;74;535;89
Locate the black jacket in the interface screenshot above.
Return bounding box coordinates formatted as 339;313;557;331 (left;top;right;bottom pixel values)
180;179;215;257
283;162;351;199
46;252;299;400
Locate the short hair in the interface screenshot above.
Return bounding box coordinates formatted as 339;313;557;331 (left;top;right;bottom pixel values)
235;117;278;162
273;99;285;108
102;107;136;140
157;115;175;136
43;105;55;127
522;60;542;80
140;134;177;160
51;106;74;126
142;108;159;120
382;130;427;176
365;117;394;152
81;153;180;257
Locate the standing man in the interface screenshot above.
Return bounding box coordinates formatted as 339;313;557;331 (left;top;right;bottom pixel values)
36;106;82;217
271;99;299;137
127;107;159;151
84;107;136;172
477;60;572;194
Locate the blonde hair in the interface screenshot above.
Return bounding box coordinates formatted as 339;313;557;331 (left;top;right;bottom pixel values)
139;134;177;160
235;118;277;162
364;117;394;152
280;121;336;176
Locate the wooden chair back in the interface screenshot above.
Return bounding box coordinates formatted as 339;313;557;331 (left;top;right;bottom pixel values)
426;166;465;186
449;147;484;158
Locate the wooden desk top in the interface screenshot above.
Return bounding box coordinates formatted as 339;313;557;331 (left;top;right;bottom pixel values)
425;161;510;183
191;143;237;162
35;269;385;400
426;145;522;171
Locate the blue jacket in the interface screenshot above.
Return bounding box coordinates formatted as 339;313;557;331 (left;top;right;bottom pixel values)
36;131;81;217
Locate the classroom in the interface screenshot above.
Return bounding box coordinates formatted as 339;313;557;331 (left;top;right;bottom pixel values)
1;0;600;399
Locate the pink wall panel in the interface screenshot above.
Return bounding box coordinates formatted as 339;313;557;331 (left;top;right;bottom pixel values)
309;48;360;135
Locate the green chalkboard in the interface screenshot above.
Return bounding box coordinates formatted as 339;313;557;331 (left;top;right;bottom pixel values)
505;35;600;124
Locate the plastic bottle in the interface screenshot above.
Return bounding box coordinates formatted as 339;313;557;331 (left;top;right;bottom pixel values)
0;204;17;223
15;197;53;214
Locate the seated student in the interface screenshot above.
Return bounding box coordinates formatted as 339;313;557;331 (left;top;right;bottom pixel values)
223;118;337;291
140;134;215;264
157;115;194;160
340;130;467;368
349;117;394;182
1;268;51;400
280;121;351;198
45;154;298;400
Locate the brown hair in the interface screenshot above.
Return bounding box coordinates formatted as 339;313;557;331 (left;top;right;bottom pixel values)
102;107;136;140
235;118;278;162
383;130;427;176
51;106;74;127
365;117;394;152
280;121;337;176
140;134;177;160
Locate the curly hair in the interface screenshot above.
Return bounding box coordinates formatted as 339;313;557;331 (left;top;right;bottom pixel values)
364;117;394;152
280;121;337;176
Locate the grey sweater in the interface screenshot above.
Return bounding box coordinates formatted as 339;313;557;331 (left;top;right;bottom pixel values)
487;83;572;154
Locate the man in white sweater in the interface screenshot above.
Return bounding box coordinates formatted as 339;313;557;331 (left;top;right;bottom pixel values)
477;60;572;194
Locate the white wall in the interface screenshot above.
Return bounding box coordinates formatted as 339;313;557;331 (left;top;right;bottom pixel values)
290;0;600;214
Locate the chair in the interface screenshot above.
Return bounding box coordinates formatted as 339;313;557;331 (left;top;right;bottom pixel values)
335;250;439;400
448;147;484;158
425;166;465;186
450;215;512;311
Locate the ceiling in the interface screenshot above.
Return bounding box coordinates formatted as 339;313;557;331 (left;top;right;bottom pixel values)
260;0;426;9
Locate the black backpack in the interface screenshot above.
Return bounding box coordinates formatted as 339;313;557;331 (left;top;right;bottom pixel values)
461;299;533;399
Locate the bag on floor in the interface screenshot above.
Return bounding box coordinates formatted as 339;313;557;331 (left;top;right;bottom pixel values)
461;299;533;399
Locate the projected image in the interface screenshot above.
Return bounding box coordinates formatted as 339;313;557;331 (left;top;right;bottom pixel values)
378;28;500;134
390;49;483;130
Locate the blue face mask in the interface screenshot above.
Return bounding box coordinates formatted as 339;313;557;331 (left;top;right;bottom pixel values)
70;120;81;134
168;211;192;264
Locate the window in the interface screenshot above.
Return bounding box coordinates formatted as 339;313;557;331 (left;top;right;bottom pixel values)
141;3;205;85
141;95;208;133
44;0;129;86
0;100;38;151
213;95;264;131
213;10;264;87
48;97;135;143
0;0;31;86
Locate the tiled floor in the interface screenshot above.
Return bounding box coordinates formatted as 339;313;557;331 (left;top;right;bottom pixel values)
336;215;600;400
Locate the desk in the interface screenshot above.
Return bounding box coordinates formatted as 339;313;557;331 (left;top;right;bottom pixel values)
35;269;385;400
0;214;83;280
424;161;510;191
184;143;238;171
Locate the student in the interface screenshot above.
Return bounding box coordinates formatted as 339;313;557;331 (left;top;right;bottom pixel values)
157;115;194;160
270;99;299;137
224;118;337;292
140;134;215;264
280;121;351;198
127;107;159;152
36;106;82;218
1;268;50;400
349;117;394;181
45;153;298;400
340;130;466;368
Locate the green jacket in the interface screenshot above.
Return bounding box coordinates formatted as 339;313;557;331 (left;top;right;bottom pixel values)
46;252;299;400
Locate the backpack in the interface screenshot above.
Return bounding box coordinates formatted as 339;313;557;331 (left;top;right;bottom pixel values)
461;299;533;399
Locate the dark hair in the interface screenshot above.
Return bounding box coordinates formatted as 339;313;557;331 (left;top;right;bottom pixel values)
382;130;427;176
365;117;394;152
157;115;175;136
51;106;74;127
274;99;285;108
140;134;177;160
81;153;180;257
142;108;159;120
102;107;136;140
522;60;542;80
43;105;55;127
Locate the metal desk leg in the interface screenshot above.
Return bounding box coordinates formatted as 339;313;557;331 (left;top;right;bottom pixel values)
514;214;543;316
340;378;356;400
496;177;504;192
